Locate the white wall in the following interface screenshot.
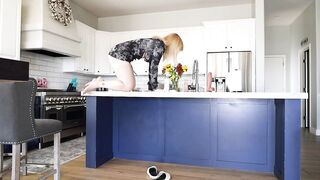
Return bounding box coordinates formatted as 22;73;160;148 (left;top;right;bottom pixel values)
70;1;98;28
265;26;291;91
98;4;253;32
289;2;317;132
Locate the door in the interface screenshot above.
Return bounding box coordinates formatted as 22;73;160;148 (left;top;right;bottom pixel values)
265;56;286;92
42;105;63;121
204;22;228;52
95;31;114;75
301;49;310;128
207;52;229;78
229;52;252;92
227;19;254;51
62;104;86;129
0;0;21;60
76;21;95;73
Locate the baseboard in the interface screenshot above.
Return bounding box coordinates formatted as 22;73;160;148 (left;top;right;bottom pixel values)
310;127;320;136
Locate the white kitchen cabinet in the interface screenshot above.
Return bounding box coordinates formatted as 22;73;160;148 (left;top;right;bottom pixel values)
0;0;21;60
63;21;95;74
95;31;115;75
204;19;255;52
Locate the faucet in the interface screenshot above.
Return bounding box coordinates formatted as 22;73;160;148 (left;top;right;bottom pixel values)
191;59;199;92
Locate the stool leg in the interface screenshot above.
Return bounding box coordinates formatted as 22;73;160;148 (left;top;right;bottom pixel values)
12;144;20;180
0;144;3;180
22;143;27;176
54;133;61;180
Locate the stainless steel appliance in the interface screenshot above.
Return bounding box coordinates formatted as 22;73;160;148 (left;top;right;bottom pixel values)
214;77;226;92
35;90;86;148
207;51;252;92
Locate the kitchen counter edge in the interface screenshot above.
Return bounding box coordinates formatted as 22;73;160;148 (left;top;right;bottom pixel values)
82;91;308;99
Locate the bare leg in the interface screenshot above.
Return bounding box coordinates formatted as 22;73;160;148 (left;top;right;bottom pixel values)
83;56;135;93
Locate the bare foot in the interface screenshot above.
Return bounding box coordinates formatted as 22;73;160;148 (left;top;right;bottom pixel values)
82;77;104;94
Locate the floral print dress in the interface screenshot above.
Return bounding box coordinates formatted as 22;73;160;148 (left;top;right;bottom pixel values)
109;38;165;91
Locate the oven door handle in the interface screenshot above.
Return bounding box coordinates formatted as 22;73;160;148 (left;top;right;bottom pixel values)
64;104;86;109
45;105;63;111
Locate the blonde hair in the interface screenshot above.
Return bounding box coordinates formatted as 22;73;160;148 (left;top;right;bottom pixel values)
154;33;183;64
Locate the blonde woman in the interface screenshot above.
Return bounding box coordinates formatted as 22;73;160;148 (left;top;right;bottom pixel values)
82;33;184;93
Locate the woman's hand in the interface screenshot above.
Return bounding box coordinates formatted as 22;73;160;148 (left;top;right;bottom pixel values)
82;77;104;94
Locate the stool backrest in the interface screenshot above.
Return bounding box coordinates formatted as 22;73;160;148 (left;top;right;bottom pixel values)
0;79;37;144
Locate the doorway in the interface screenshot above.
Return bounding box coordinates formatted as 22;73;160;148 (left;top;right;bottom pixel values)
301;48;311;128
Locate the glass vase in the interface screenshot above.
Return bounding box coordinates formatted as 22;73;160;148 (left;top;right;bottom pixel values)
171;80;179;92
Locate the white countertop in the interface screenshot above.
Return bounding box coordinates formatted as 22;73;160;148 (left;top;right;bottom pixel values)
83;91;308;99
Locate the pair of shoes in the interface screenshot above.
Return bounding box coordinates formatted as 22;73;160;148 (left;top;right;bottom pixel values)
147;166;171;180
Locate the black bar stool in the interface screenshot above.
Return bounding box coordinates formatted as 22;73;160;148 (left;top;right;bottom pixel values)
0;79;62;180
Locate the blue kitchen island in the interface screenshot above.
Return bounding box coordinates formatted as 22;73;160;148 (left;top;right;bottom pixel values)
84;92;307;180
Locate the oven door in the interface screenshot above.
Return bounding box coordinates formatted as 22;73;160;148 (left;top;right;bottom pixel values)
62;104;86;129
42;105;63;121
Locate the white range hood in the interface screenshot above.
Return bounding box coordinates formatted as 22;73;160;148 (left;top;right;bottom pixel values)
21;0;81;57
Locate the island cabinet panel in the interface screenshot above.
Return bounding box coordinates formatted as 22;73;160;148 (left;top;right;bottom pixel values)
163;99;212;166
113;98;164;161
213;99;275;172
110;98;275;173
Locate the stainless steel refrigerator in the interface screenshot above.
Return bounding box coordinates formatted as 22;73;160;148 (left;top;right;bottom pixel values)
207;51;252;92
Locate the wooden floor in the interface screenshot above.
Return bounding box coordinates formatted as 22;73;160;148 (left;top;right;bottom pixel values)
301;129;320;180
3;128;320;180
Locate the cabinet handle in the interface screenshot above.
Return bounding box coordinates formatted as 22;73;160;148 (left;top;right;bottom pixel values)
230;46;233;49
145;71;148;73
225;47;227;49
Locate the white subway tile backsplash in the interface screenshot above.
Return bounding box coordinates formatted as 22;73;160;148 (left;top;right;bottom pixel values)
29;70;47;76
21;51;92;90
46;72;63;78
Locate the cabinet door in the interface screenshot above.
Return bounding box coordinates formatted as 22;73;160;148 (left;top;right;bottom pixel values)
204;22;228;52
214;100;272;169
164;99;212;166
95;31;114;75
0;0;21;60
113;98;163;160
227;19;255;51
85;27;95;73
204;19;255;52
76;21;95;74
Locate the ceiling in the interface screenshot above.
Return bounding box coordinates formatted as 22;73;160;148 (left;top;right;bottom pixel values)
71;0;252;17
265;0;314;26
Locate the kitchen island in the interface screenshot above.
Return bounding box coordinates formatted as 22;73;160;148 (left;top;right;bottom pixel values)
84;92;307;180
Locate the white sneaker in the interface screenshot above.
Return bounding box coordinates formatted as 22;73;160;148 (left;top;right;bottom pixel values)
155;171;171;180
147;166;159;179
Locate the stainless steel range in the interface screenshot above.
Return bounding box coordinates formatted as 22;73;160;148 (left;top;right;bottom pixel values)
35;90;86;148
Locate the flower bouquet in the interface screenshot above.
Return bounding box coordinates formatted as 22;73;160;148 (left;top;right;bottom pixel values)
162;63;188;91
